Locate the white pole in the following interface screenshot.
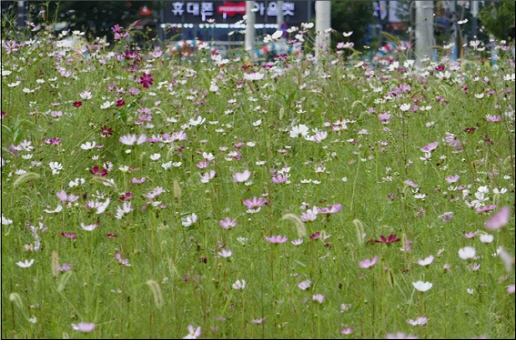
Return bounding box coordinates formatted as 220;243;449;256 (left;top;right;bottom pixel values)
415;1;434;66
277;1;284;31
315;1;331;62
245;1;256;58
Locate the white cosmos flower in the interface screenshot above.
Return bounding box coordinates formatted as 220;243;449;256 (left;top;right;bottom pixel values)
232;279;246;290
80;141;96;150
417;255;434;266
80;223;100;231
200;170;216;183
479;234;494;243
458;246;476;260
100;101;114;109
290;124;310;138
189;116;205;126
412;281;433;292
182;213;198;227
244;72;264;81
400;103;411;111
16;259;35;268
2;214;13;225
43;204;63;214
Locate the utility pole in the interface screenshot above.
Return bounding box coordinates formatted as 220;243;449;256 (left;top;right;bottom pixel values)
415;1;434;66
315;1;331;62
471;1;479;39
277;1;284;31
449;1;458;60
245;0;256;60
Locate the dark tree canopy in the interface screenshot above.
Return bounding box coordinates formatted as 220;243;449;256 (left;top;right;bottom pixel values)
330;1;375;50
18;1;163;41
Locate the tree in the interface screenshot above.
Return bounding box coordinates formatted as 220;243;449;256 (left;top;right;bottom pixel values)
26;1;163;42
330;1;375;50
478;1;515;41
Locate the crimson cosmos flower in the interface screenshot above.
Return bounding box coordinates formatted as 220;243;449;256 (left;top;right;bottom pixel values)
89;166;108;176
375;234;401;244
139;72;153;89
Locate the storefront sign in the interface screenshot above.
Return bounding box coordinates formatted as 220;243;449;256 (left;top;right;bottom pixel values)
164;1;310;24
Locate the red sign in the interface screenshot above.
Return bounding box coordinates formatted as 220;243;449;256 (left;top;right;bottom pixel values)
217;2;246;16
139;6;151;15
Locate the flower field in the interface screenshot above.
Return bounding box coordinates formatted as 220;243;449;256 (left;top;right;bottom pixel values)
1;22;515;339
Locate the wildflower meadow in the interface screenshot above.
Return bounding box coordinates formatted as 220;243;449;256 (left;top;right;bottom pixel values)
1;17;515;340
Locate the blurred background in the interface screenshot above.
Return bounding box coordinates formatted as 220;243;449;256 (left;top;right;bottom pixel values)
1;1;515;60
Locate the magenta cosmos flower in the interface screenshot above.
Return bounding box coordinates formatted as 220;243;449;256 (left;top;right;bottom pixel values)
265;235;288;244
359;256;378;269
61;232;77;239
220;217;237;229
71;322;95;333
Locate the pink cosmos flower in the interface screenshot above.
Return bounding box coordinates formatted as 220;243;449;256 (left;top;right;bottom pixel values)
132;177;146;184
508;285;515;294
58;264;72;271
439;212;454;223
484;206;510;231
421;142;438;152
111;24;123;32
317;204;342;214
183;325;201;339
57;190;79;203
265;235;288;244
312;294;325;303
486;115;502;122
115;253;131;267
300;208;318;222
272;174;289;184
445;175;460;183
297;279;311;290
196;161;209;169
243;197;266;210
71;323;95;333
341;328;354;335
233;170;251;183
386;332;418;339
61;232;77;239
220;217;237;229
359;256;378;269
378;113;391;124
252;318;265;324
404;180;419;188
119;133;147;146
406;316;428;326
